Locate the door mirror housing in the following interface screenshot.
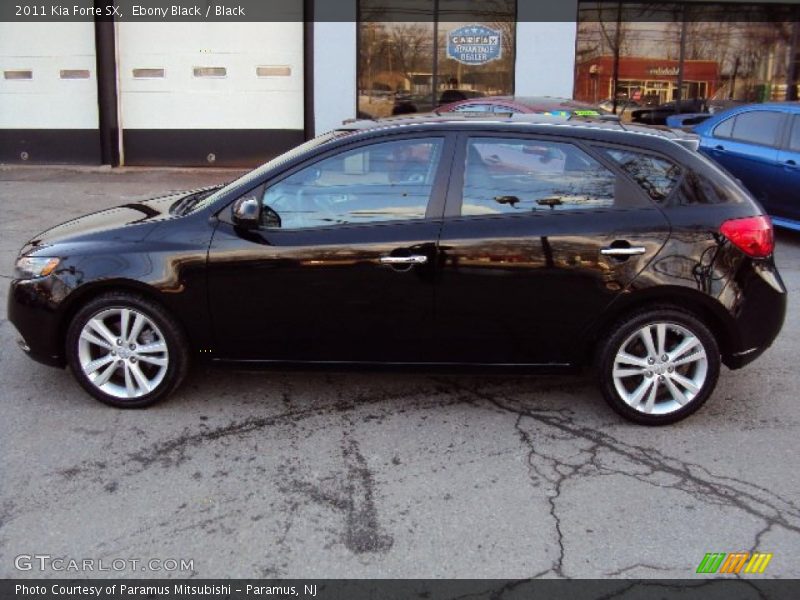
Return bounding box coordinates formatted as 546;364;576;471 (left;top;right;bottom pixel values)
231;193;261;229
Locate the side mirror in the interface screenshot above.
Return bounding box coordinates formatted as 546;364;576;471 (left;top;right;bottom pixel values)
231;194;261;229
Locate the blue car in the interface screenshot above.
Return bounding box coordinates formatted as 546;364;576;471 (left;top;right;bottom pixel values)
693;102;800;230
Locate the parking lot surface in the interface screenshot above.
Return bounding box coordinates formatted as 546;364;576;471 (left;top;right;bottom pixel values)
1;166;799;578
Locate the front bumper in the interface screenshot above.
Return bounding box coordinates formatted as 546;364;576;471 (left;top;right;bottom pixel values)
7;277;67;368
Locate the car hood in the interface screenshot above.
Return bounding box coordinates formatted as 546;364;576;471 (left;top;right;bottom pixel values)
21;188;213;255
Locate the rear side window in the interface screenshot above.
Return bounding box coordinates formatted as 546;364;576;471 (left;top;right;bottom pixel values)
460;138;617;215
718;111;783;147
789;115;800;152
601;148;682;201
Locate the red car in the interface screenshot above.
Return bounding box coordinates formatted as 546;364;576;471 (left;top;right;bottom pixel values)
437;96;603;117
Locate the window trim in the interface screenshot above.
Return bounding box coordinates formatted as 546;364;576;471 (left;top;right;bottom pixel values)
223;131;458;232
712;109;787;149
443;132;657;219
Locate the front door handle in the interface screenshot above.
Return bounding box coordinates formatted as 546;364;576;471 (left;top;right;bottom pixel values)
600;246;647;256
379;255;428;265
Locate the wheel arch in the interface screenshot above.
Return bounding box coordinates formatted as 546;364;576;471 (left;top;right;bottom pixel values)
57;279;192;358
578;286;737;368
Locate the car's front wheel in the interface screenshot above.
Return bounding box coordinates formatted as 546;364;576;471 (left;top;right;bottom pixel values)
598;308;720;425
65;292;189;408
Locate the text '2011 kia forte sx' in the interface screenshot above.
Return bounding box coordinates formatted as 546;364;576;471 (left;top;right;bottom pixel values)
8;116;786;424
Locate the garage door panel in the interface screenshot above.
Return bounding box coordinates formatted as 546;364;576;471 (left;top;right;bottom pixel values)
117;21;304;165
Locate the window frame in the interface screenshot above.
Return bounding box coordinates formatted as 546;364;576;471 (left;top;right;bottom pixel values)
443;132;658;220
224;131;458;232
713;109;787;149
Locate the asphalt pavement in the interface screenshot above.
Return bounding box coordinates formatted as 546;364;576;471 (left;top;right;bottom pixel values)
0;166;798;579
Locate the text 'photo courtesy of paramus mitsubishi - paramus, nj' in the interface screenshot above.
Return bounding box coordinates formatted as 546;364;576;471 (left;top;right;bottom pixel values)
7;114;787;425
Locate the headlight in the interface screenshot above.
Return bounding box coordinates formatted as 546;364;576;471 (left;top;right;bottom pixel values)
14;256;60;279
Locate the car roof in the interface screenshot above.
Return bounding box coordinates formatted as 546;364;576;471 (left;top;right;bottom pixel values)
694;102;800;133
444;96;599;109
336;113;700;152
715;102;800;116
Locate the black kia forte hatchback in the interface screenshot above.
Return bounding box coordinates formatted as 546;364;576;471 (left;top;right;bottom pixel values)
8;115;787;424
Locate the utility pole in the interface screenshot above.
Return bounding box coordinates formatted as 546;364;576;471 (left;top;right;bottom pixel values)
676;4;687;113
611;1;622;114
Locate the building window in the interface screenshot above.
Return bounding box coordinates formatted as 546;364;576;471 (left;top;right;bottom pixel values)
357;1;516;118
575;2;799;110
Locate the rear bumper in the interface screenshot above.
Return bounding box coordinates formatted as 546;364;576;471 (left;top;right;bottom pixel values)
720;259;786;370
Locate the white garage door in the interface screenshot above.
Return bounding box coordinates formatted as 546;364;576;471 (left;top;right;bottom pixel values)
116;22;305;166
0;22;100;163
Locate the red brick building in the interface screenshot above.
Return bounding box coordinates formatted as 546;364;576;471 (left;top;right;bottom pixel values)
575;56;720;105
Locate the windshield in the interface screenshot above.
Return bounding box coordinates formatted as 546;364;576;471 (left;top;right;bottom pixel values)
185;130;348;213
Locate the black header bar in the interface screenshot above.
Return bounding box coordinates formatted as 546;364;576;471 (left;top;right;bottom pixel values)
2;1;800;22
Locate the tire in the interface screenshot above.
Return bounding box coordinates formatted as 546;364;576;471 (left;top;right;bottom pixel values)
597;307;720;425
65;292;189;408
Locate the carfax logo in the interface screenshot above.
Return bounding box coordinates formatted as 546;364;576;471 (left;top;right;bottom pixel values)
696;552;773;574
446;24;502;66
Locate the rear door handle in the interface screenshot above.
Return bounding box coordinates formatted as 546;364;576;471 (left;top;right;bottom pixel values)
600;246;647;256
714;145;725;152
379;255;428;265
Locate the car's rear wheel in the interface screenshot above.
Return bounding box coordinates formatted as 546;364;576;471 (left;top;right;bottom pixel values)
65;292;189;408
598;308;720;425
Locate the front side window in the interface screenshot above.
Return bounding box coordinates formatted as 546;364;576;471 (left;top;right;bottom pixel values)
460;138;616;215
727;111;783;147
601;148;682;201
261;138;444;229
712;117;734;139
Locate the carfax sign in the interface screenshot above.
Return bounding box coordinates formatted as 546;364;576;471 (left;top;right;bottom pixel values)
447;24;502;65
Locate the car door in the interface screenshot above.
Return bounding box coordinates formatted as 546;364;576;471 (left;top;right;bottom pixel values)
206;133;455;362
701;110;782;210
774;112;800;222
433;133;672;365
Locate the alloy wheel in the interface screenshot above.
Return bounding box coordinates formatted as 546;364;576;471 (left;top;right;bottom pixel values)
77;307;170;399
612;321;709;416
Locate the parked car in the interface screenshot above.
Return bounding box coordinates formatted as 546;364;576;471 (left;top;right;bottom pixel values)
693;103;800;230
437;96;603;118
391;90;486;116
631;99;708;125
665;112;713;129
598;98;641;113
8;114;785;424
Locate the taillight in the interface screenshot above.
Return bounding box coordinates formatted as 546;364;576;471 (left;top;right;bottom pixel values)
719;215;774;258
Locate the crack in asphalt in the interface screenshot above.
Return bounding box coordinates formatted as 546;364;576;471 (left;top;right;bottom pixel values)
8;371;798;578
442;380;800;579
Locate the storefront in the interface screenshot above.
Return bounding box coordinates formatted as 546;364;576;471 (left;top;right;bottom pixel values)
1;0;798;166
575;56;720;105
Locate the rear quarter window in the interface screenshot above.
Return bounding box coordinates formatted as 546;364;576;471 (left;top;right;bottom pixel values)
599;148;682;201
